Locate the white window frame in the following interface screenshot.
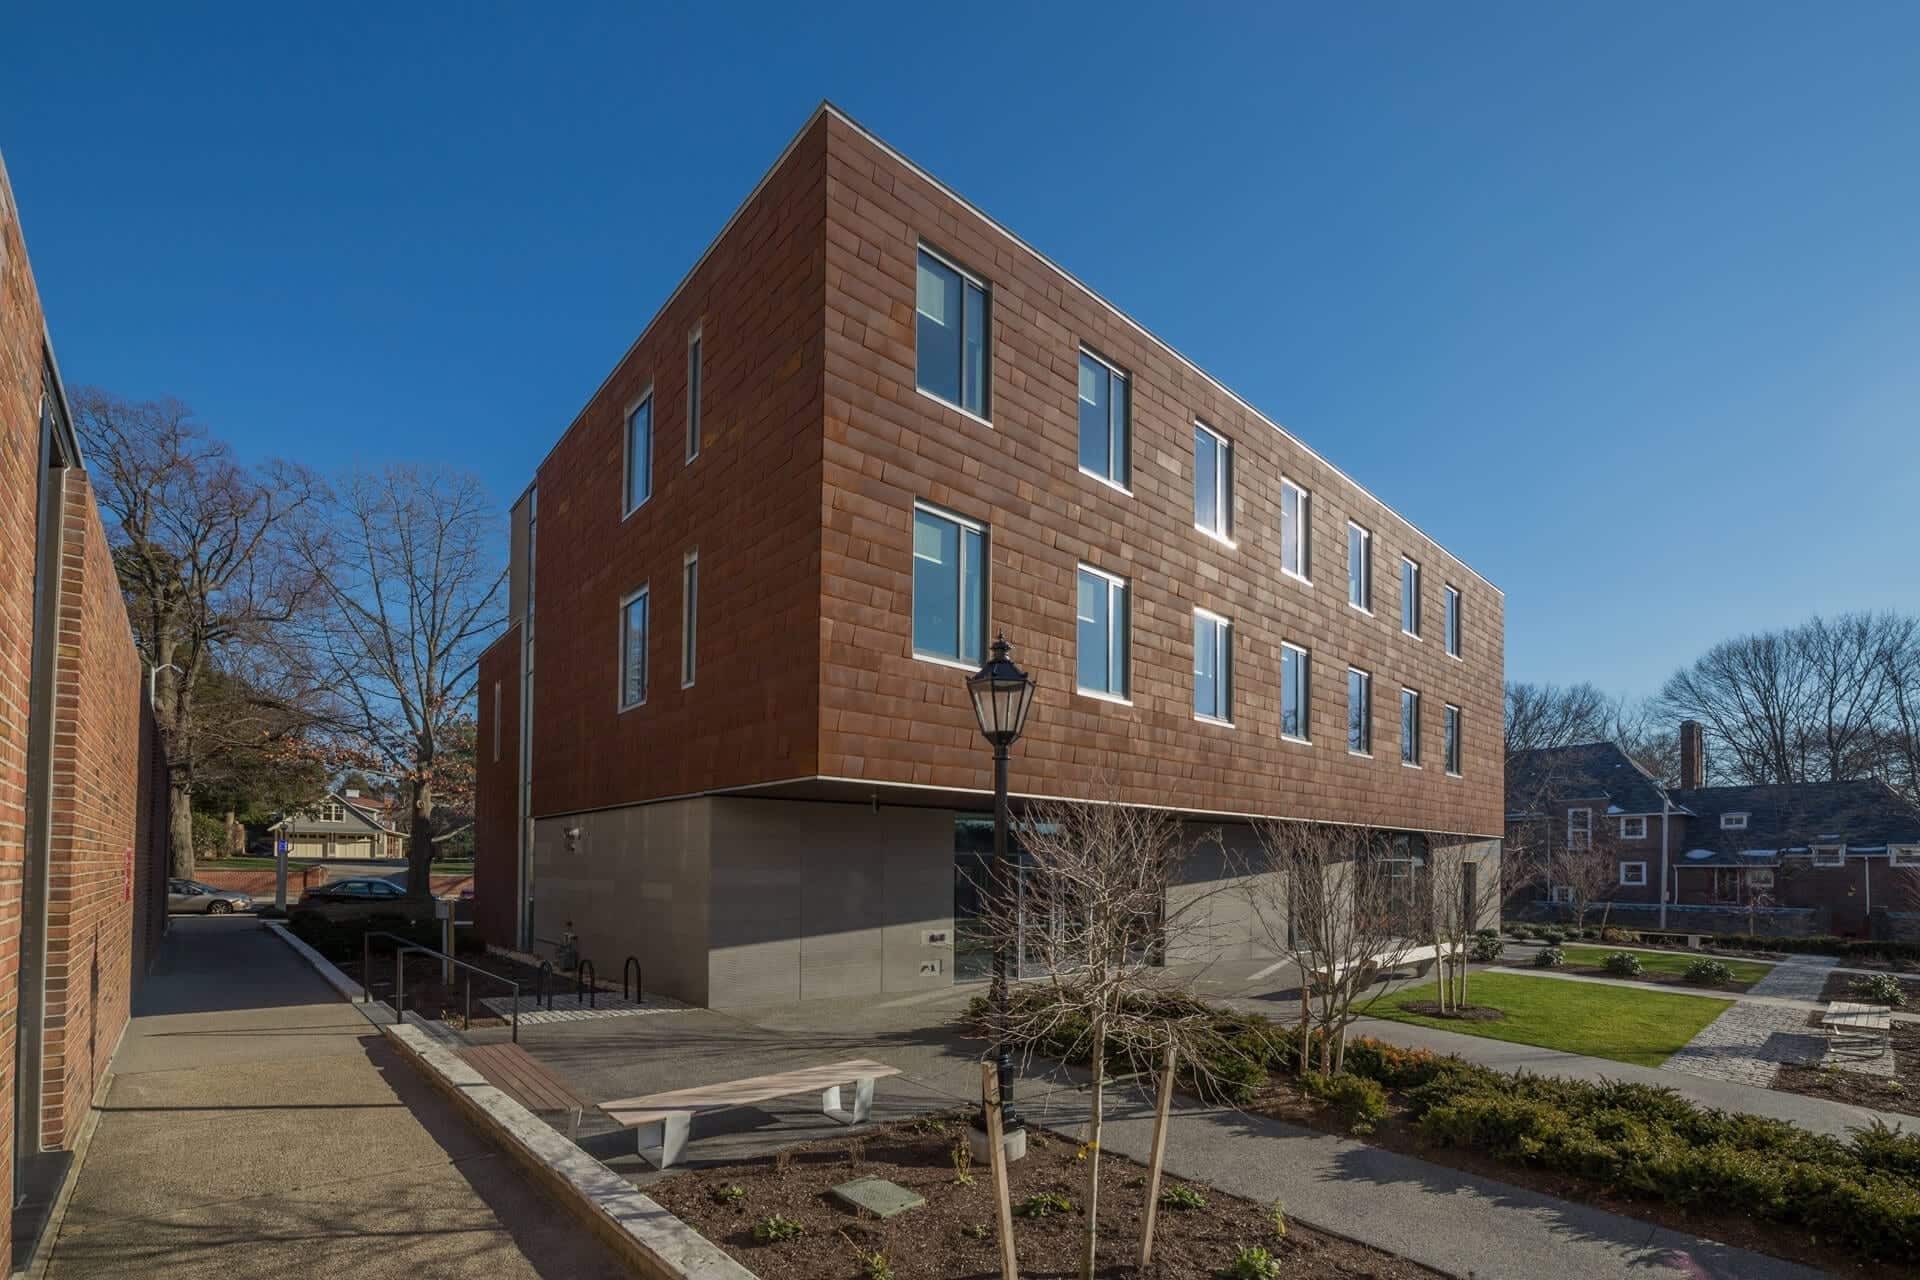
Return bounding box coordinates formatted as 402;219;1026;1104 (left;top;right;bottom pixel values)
1192;608;1232;725
1444;703;1461;776
1620;815;1647;841
1444;584;1462;659
914;243;992;423
1567;807;1592;849
680;551;698;689
1401;556;1422;638
1192;420;1232;543
910;501;988;670
1347;666;1372;757
1279;478;1311;583
1721;812;1749;831
1348;521;1373;613
1077;347;1131;491
320;799;344;823
1811;844;1845;867
1279;641;1311;743
1550;885;1574;905
685;327;703;464
1400;686;1421;766
1891;845;1920;868
619;585;650;711
1076;564;1131;702
623;387;654;516
1619;861;1648;887
1748;868;1776;890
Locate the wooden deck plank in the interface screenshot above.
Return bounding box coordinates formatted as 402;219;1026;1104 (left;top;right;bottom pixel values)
460;1043;589;1113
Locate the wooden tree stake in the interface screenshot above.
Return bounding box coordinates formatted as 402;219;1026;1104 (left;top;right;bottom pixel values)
983;1061;1019;1280
1137;1041;1178;1269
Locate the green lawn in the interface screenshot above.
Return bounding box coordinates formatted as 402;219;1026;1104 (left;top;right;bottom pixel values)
1362;971;1733;1067
1559;944;1775;987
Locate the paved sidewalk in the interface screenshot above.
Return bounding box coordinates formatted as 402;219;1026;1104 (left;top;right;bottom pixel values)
1664;958;1840;1088
40;917;629;1280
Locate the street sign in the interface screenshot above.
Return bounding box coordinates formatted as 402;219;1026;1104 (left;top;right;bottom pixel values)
277;840;290;854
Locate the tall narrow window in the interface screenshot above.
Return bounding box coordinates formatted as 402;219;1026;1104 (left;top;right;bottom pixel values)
1193;610;1232;722
1281;643;1311;742
1401;557;1422;637
1347;667;1372;755
1568;808;1592;849
1444;704;1461;775
1078;350;1129;487
1193;422;1231;539
1400;687;1421;765
492;682;502;761
680;552;698;688
1445;585;1461;658
1279;479;1310;580
912;503;986;665
686;329;703;463
1348;523;1372;611
1076;566;1129;698
620;587;649;709
916;247;990;418
624;391;653;514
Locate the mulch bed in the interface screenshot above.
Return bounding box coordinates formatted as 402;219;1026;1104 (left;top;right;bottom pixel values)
1394;1001;1505;1022
1253;1076;1909;1280
648;1110;1443;1279
1819;970;1920;1007
1774;1007;1919;1120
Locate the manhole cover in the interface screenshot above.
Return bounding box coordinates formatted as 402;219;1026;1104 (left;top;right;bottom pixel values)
830;1176;925;1219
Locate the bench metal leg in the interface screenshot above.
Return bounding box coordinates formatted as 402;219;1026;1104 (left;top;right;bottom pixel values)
822;1076;875;1126
635;1112;690;1169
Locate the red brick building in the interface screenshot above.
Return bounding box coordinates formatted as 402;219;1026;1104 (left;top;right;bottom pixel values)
0;151;171;1262
475;104;1504;1005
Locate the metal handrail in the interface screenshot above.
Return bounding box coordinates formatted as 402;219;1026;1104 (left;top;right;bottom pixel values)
362;930;523;1043
577;958;596;1009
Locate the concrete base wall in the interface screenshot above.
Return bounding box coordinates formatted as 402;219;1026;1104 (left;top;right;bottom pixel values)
1166;822;1281;964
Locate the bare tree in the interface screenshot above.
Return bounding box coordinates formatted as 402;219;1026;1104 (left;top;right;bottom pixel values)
1548;815;1625;931
1878;619;1920;807
1504;681;1615;757
1658;629;1817;785
72;388;319;877
979;794;1232;1280
1426;839;1504;1011
1246;822;1419;1076
293;466;505;909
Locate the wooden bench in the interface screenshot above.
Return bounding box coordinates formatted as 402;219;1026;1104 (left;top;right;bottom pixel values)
460;1043;592;1138
1822;1001;1892;1059
600;1058;901;1169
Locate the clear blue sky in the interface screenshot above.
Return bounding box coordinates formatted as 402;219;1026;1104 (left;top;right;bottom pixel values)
6;3;1916;698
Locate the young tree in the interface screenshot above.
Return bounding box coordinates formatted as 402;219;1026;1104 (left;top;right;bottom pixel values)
1549;816;1625;931
72;388;319;877
1426;839;1504;1011
294;465;504;909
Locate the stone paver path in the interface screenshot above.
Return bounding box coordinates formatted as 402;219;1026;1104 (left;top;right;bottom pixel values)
1662;959;1836;1088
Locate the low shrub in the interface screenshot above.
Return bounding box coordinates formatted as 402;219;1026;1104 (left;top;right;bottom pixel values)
1506;924;1537;940
1851;973;1908;1008
1476;927;1501;940
1469;935;1506;963
1534;946;1566;968
1219;1245;1282;1280
1539;927;1567;945
1318;1072;1388;1132
750;1214;804;1243
710;1183;747;1205
1016;1191;1074;1219
1603;951;1644;978
1685;957;1734;987
1159;1183;1209;1211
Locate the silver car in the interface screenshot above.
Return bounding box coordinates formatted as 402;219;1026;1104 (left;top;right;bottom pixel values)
167;878;254;915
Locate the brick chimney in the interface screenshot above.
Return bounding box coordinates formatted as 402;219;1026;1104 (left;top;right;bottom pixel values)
1679;720;1705;790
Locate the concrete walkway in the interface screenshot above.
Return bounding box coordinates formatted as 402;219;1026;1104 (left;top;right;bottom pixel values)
39;916;629;1280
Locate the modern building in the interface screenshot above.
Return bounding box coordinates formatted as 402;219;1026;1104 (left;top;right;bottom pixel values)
0;151;170;1264
474;103;1505;1006
1507;723;1920;937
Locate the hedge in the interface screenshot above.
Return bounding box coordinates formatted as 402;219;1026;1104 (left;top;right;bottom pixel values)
288;912;485;965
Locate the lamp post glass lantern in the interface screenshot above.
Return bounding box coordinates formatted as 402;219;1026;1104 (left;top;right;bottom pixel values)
967;634;1036;1135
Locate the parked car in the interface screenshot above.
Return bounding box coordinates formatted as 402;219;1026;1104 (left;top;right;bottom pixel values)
290;876;412;923
167;878;255;915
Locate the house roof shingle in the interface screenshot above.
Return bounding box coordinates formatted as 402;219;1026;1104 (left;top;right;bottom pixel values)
1507;742;1672;817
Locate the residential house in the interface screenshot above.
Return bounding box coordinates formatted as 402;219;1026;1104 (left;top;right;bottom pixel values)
1508;721;1920;938
272;789;408;860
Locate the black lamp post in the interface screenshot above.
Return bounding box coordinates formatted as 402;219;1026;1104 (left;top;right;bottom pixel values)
966;633;1037;1134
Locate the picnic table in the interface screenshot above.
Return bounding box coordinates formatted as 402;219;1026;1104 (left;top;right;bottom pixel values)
1821;1001;1892;1058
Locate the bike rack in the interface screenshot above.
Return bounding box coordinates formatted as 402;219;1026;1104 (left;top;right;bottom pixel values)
535;959;554;1011
577;958;596;1010
623;955;642;1004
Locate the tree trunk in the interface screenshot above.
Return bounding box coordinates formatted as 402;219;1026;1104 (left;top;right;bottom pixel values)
406;765;436;913
169;780;196;879
225;810;244;858
1082;1004;1105;1280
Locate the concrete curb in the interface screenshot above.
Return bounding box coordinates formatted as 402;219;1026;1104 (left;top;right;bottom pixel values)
266;922;754;1280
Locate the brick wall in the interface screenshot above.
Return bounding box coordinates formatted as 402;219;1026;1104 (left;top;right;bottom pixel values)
473;623;520;946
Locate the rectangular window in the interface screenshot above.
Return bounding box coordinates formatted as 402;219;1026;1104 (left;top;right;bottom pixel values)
1078;349;1129;487
1193;421;1231;539
1076;566;1129;698
1620;815;1647;840
680;552;698;688
1721;813;1749;831
624;391;653;513
686;329;703;462
1281;643;1311;742
1444;585;1462;657
912;503;986;666
1550;885;1574;905
1348;522;1372;611
620;587;649;709
1400;687;1421;765
1347;667;1372;755
1567;807;1592;849
1892;845;1920;868
1444;704;1461;775
916;247;989;418
1193;610;1231;723
1748;868;1775;890
1279;479;1310;581
1401;557;1422;637
1811;844;1845;867
1620;862;1648;887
